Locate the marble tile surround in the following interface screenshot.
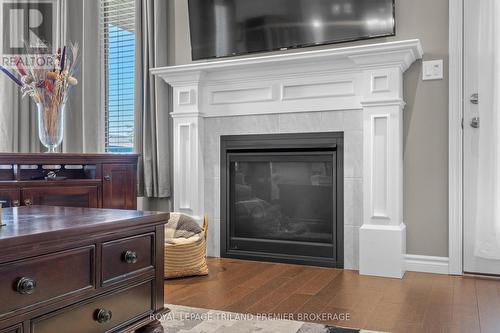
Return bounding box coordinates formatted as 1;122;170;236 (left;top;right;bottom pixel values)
203;110;363;270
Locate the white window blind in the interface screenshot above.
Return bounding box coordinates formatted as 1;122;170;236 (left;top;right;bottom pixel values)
100;0;136;153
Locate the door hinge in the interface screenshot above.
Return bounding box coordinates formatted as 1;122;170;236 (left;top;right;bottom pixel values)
461;118;464;129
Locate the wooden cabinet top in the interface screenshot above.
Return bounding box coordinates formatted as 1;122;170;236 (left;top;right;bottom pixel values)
0;206;169;251
0;153;139;164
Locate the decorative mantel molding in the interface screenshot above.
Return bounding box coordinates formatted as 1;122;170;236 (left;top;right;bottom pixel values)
151;39;422;83
152;40;423;278
151;40;422;118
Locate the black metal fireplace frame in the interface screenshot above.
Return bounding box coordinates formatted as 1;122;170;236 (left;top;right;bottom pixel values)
220;132;344;268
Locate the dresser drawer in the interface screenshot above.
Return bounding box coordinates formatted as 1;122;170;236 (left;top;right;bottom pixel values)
0;246;95;315
31;281;154;333
0;324;22;333
101;233;154;285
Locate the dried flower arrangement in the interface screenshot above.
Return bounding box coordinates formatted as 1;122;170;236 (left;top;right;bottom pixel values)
0;43;80;151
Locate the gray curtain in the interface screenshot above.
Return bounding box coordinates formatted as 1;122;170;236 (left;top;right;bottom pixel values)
0;83;40;152
63;0;102;153
0;1;43;153
134;0;171;198
0;0;100;153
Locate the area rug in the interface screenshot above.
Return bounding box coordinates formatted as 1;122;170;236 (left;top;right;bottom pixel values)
160;305;381;333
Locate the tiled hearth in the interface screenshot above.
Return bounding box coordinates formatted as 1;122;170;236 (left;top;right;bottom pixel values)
152;40;423;278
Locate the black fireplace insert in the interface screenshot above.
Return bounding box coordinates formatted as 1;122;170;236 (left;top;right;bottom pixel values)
220;132;343;267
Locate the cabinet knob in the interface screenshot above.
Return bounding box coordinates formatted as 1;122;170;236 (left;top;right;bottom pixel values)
16;277;36;295
95;308;113;323
24;199;32;206
104;175;112;181
123;250;138;264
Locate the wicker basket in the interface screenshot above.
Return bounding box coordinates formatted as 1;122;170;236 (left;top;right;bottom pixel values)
164;215;209;279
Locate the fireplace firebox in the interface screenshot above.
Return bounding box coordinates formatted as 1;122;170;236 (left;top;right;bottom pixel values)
221;133;343;267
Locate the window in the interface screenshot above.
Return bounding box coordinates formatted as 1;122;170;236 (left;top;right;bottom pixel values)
100;0;136;153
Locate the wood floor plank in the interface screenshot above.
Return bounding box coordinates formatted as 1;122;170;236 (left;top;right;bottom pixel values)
476;277;500;333
165;259;264;301
450;304;480;332
246;268;317;313
270;293;313;315
225;265;303;312
165;258;500;332
295;268;341;295
294;294;334;323
243;262;294;290
223;272;294;313
453;276;478;306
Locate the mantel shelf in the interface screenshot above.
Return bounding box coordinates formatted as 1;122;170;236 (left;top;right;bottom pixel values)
151;40;423;86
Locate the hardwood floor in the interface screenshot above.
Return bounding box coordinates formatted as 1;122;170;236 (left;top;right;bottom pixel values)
164;258;500;333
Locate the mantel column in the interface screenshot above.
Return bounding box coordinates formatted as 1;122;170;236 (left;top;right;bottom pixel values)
359;68;406;278
167;71;205;222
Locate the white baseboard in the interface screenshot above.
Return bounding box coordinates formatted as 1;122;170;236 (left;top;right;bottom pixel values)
405;254;450;275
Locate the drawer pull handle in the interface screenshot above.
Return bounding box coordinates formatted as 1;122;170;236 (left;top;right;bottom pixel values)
95;308;113;323
123;250;138;264
12;200;20;207
24;199;32;206
104;175;112;181
16;277;36;295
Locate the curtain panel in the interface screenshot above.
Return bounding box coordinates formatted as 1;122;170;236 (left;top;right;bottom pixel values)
0;0;101;153
134;0;171;198
0;84;39;152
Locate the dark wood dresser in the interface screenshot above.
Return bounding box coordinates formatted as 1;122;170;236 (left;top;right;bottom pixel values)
0;153;138;210
0;206;169;333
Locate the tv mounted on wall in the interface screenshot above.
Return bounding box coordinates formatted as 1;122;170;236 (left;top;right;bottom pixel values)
188;0;395;61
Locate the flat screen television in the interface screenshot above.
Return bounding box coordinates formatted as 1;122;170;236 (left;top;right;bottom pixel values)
188;0;395;61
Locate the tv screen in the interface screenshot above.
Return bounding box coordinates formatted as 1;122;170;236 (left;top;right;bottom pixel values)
188;0;395;60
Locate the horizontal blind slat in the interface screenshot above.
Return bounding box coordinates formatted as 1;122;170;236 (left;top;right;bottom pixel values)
101;0;136;153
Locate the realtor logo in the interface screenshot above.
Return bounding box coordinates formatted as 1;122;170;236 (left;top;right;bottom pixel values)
0;0;57;56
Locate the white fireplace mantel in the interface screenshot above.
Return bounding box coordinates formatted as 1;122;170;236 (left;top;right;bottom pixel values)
152;40;423;278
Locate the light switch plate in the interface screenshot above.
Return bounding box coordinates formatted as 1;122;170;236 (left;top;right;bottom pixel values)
422;59;444;80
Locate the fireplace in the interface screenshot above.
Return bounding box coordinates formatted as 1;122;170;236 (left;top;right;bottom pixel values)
221;133;343;267
153;40;423;277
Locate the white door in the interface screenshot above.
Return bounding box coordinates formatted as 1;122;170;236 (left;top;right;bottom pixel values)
463;0;500;275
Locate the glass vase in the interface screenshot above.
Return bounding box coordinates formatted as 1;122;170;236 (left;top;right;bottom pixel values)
36;102;65;153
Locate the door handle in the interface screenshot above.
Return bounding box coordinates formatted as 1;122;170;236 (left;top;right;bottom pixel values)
470;117;480;128
470;93;479;104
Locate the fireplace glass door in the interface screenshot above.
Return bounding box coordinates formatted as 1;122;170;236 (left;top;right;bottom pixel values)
227;151;337;262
